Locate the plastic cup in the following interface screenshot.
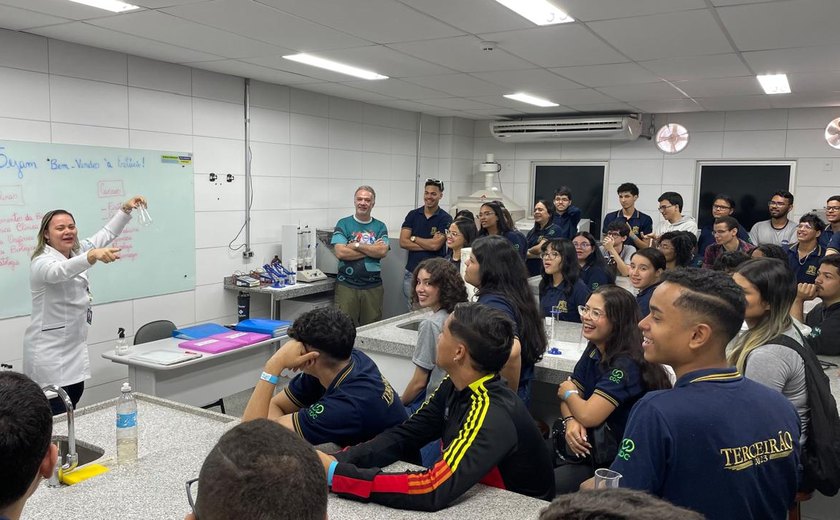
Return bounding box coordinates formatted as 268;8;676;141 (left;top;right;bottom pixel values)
594;468;622;489
137;205;152;226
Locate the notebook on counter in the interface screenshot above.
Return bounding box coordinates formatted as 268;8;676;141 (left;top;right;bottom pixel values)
209;331;272;346
178;337;241;354
131;349;202;366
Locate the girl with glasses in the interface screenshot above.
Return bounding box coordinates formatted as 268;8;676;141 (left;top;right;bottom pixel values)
554;285;672;494
445;217;476;272
573;232;615;291
526;200;560;276
539;238;591;323
477;201;528;263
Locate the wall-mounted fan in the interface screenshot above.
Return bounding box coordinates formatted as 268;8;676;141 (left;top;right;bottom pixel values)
655;123;690;154
825;118;840;150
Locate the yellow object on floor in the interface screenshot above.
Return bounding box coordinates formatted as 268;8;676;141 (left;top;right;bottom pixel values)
60;463;110;485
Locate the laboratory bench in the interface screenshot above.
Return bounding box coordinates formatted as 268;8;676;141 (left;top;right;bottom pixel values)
223;276;335;320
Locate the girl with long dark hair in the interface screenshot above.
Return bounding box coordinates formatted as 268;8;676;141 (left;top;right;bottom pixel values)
445;217;476;272
525;200;559;276
658;231;695;269
539;238;590;322
555;285;672;493
465;235;547;406
573;232;615;291
477;201;528;262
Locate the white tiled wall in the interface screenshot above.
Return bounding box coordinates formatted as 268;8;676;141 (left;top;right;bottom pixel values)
0;29;442;406
472;109;840;222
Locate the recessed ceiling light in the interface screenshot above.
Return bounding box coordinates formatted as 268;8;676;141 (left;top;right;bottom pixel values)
757;74;791;95
504;93;559;108
67;0;140;13
283;54;388;80
496;0;574;26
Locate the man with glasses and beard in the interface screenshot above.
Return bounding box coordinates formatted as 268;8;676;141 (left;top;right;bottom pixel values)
749;190;797;247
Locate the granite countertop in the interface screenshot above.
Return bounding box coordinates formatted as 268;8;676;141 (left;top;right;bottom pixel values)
24;394;550;520
223;276;335;299
356;311;583;385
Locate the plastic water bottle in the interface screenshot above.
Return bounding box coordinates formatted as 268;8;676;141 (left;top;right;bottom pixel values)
116;382;138;464
114;327;130;356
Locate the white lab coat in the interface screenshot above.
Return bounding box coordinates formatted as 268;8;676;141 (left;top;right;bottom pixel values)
23;210;131;387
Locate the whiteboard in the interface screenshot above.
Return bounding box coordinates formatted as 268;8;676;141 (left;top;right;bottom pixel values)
0;139;195;319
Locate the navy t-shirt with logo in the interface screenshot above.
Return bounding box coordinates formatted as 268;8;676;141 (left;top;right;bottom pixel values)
284;349;407;446
787;244;825;284
539;279;591;322
401;206;452;273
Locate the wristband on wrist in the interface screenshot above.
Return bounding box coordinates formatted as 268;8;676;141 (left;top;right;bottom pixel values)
259;371;279;385
562;416;574;423
562;389;579;401
327;460;338;487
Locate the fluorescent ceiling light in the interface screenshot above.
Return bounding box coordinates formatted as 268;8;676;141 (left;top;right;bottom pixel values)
757;74;791;95
283;54;387;80
496;0;574;26
67;0;140;12
504;93;559;107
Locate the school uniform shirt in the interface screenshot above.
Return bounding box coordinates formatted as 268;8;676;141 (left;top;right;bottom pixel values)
401;206;452;273
331;215;389;289
602;209;653;242
504;230;528;262
552;205;582;239
284;349;407;447
635;282;660;319
827;231;840;253
569;344;646;440
787;243;825;284
653;215;699;237
539;279;591;322
805;301;840;355
702;239;756;269
611;367;800;520
580;264;612;292
749;220;798;247
525;222;560;276
330;374;555;511
23;210;131;387
477;293;535;405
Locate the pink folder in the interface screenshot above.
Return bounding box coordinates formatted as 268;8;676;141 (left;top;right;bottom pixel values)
178;337;241;354
208;331;271;346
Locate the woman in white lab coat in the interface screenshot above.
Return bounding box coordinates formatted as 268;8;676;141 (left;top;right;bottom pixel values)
23;195;146;414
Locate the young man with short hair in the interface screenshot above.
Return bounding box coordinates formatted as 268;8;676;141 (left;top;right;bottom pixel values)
552;186;582;239
696;194;751;257
399;179;452;310
331;185;389;326
316;303;554;511
750;190;797;247
602;182;653;249
787;213;826;284
791;255;840;355
643;192;698;244
0;372;57;520
603;269;800;519
601;220;637;277
186;419;327;520
822;195;840;254
242;306;407;447
702;216;755;269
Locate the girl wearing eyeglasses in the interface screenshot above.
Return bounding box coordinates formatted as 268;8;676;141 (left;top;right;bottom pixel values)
477;201;528;263
445;217;476;272
573;232;615;291
539;239;591;322
525;200;560;276
554;286;672;493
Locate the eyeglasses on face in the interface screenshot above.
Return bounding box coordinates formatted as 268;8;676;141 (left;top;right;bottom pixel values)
445;230;461;237
712;204;732;211
768;200;788;207
577;305;605;320
825;206;840;213
658;204;674;212
712;228;734;235
478;212;494;218
425;178;444;190
573;242;591;249
797;223;815;230
540;251;560;260
606;231;622;237
186;478;199;517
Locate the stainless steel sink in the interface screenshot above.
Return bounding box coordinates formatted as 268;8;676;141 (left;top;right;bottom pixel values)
52;436;105;467
396;320;422;332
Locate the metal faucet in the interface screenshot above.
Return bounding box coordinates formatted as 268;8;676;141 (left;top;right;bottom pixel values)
42;385;78;487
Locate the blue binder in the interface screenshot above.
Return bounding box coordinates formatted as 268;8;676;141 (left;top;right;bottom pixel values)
235;319;291;337
172;323;230;340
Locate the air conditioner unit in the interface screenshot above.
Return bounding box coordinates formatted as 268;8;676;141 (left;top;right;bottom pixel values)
490;114;643;143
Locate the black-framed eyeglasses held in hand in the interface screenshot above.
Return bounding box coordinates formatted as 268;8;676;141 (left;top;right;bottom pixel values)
186;477;199;518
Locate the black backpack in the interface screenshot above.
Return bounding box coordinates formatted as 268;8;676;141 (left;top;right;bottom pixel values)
769;333;840;496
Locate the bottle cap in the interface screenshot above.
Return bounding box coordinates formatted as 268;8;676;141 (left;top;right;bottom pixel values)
121;382;131;393
118;327;126;338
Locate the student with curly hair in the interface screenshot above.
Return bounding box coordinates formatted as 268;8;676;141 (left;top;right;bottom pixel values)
657;231;696;270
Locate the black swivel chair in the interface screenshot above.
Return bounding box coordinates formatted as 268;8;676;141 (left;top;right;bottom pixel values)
133;320;226;414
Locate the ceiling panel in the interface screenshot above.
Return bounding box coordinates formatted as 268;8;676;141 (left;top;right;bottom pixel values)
565;102;641;113
134;0;207;6
0;5;71;30
0;0;126;20
311;45;454;78
241;55;395;83
470;69;582;92
588;10;733;61
420;98;502;110
341;78;451;100
404;74;506;97
88;11;286;59
291;82;397;102
788;72;840;94
673;76;763;98
696;95;772;111
743;45;840;74
479;25;627;68
31;22;222;64
256;0;464;44
557;0;707;21
768;92;840;109
632;99;703;113
388;35;535;73
545;89;620;105
717;0;840;51
404;0;533;34
551;62;661;87
183;59;318;84
596;82;688;102
640;53;752;81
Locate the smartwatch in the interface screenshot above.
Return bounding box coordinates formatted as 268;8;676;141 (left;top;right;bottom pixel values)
260;371;279;385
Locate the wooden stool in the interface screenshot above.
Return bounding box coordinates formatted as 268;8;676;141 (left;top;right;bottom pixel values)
788;490;813;520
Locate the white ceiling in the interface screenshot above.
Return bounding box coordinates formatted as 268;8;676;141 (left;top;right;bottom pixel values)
3;0;840;119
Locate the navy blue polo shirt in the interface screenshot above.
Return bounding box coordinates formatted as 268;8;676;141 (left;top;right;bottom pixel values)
602;210;653;241
787;243;825;283
285;349;407;446
826;231;840;251
552;205;582;239
401;206;453;272
504;230;528;262
580;264;612;292
611;367;800;520
539;279;591;321
525;223;560;276
635;282;660;318
570;344;645;439
477;293;534;406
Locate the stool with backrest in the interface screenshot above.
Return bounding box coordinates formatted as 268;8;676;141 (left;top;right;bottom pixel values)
133;320;226;414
